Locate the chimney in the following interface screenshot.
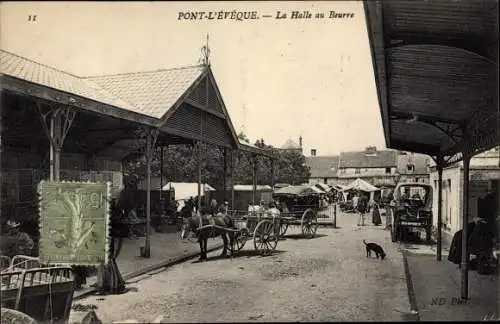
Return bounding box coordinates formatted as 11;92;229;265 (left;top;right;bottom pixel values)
299;135;303;147
365;146;377;155
311;149;317;156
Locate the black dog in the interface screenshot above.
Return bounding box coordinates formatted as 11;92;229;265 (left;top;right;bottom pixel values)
363;240;386;260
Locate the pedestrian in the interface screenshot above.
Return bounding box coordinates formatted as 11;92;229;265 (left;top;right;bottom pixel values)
357;193;368;226
210;197;218;216
352;191;359;213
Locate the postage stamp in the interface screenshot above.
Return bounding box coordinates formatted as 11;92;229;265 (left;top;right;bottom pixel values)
38;180;110;266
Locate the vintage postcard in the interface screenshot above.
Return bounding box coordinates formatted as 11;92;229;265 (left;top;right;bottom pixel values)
1;1;498;323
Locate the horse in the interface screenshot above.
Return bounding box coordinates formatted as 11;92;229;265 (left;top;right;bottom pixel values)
180;212;236;261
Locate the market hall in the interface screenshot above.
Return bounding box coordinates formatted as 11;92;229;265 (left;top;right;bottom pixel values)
0;48;273;260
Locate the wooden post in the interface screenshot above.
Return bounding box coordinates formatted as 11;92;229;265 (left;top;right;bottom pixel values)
160;146;164;202
141;128;158;258
333;202;337;228
271;158;275;189
197;141;202;214
144;132;152;258
49;115;55;180
436;161;443;261
252;154;257;207
231;150;236;215
223;147;227;202
461;155;471;300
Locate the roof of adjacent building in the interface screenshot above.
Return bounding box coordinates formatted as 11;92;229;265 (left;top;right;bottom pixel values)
397;153;430;175
87;66;205;119
280;139;301;150
338;150;398;168
305;156;339;178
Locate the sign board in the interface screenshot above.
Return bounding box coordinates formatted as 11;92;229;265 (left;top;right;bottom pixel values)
38;181;110;266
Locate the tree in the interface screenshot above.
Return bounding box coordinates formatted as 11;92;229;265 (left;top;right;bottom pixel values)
123;132;311;191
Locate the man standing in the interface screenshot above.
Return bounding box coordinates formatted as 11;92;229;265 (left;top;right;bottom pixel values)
352;191;359;213
357;193;368;226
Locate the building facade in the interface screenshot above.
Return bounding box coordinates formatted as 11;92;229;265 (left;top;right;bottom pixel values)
336;146;399;187
396;152;431;184
429;147;500;247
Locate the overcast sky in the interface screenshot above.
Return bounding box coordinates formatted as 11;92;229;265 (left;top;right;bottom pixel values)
1;1;386;156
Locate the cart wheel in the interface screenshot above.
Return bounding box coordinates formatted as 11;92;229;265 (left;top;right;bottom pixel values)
253;220;278;255
236;228;249;251
301;208;318;238
279;223;289;238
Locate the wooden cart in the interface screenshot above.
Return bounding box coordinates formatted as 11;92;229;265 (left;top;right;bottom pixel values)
1;255;75;323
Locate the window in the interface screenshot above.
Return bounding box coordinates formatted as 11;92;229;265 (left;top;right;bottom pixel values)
407;163;415;172
415;177;419;183
385;167;391;174
323;178;327;184
355;169;360;174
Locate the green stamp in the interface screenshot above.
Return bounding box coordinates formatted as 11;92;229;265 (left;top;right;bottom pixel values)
38;181;110;266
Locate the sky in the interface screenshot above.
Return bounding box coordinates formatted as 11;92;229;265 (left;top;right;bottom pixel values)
1;1;386;156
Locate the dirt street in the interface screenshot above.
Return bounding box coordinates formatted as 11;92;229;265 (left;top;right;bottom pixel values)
74;211;412;322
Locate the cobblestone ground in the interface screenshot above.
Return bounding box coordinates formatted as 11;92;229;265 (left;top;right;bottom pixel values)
73;211;412;322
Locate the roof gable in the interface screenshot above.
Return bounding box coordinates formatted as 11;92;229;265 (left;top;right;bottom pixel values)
339;150;397;168
88;66;205;119
397;153;430;174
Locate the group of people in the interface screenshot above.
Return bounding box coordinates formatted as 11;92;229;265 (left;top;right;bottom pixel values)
350;191;382;227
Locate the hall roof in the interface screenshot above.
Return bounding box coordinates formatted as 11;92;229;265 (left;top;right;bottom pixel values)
364;0;499;165
1;49;270;158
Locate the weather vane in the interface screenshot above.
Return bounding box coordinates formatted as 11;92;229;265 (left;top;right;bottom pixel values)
199;34;211;66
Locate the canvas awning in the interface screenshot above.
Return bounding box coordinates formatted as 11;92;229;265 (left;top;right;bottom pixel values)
163;182;215;201
332;184;347;191
310;186;325;194
342;178;380;192
274;185;319;197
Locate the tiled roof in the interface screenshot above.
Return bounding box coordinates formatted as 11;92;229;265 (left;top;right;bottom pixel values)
0;50;136;111
338;150;398;168
87;66;205;119
280;139;301;150
305;156;339;178
397;153;430;174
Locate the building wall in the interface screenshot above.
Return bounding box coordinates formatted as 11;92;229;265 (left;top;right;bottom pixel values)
308;177;337;185
399;174;430;184
1;149;123;221
430;166;500;237
338;167;397;176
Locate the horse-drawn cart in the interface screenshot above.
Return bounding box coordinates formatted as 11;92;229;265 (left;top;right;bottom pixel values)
389;182;433;243
226;185;320;254
272;185;320;238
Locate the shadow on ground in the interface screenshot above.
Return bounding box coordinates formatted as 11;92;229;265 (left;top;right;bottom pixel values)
191;250;286;263
282;233;328;240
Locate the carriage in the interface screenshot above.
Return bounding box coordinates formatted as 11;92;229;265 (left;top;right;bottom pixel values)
183;185;321;256
227;185;320;255
388;182;433;243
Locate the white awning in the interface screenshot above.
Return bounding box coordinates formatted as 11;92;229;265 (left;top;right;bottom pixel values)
163;182;216;201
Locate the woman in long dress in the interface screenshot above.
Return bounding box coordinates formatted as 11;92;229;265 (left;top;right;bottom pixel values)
372;201;382;226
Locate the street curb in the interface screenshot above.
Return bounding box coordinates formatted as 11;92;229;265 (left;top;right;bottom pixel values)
401;246;421;322
73;244;224;300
